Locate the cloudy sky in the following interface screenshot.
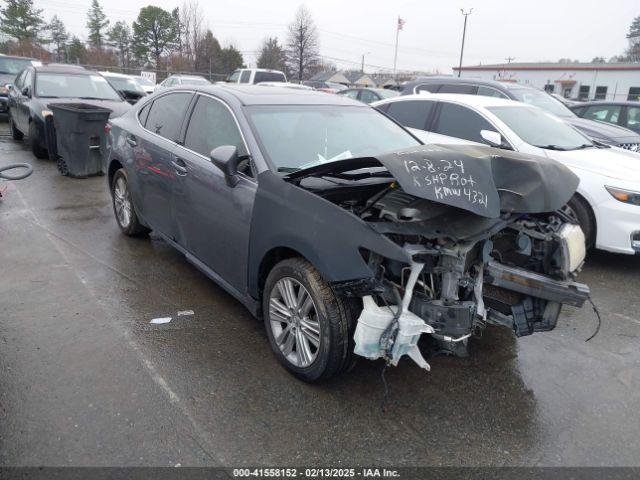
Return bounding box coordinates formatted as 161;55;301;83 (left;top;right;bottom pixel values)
36;0;638;73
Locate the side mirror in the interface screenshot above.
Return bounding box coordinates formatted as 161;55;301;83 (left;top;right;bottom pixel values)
210;145;241;187
480;129;502;147
21;86;30;97
5;83;13;91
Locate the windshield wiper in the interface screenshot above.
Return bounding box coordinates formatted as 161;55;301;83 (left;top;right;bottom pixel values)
277;167;300;173
78;96;109;100
571;144;594;150
39;95;60;98
535;144;569;151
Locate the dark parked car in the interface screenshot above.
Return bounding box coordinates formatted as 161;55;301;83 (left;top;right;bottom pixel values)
106;85;588;381
0;55;39;113
100;71;147;104
7;64;130;158
571;101;640;140
336;87;399;104
402;77;640;150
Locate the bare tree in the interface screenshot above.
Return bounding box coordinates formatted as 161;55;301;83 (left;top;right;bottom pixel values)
178;0;204;68
286;5;319;82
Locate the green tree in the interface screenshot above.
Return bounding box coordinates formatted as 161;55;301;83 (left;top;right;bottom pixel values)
194;29;221;72
108;21;132;68
48;15;68;61
257;37;287;73
67;36;86;64
219;45;244;73
626;15;640;61
0;0;44;42
86;0;109;47
132;6;178;67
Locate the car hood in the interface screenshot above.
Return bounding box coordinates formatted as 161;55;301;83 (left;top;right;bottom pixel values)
565;116;640;143
286;144;579;219
548;147;640;183
44;98;131;118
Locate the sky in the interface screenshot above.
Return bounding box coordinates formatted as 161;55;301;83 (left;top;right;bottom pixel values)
35;0;639;73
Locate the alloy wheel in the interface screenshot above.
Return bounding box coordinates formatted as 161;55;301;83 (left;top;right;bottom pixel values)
113;176;132;228
269;277;321;368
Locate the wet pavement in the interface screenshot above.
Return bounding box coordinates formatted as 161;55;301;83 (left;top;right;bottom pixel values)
1;128;639;467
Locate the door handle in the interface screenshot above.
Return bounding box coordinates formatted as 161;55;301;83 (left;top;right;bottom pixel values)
126;135;137;147
171;157;188;176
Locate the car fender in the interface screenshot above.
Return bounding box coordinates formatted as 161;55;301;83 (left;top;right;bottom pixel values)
247;171;410;299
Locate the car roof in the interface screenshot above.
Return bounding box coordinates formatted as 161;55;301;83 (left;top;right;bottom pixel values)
378;92;526;109
172;84;364;106
402;76;536;94
35;64;94;75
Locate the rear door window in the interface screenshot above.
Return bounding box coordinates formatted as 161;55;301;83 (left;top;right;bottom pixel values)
138;102;152;127
239;70;251;84
254;71;286;83
385;100;435;130
477;86;508;98
184;95;247;158
415;83;441;93
583;105;622;124
439;83;477;94
340;90;359;99
359;90;378;104
433;103;495;143
625;106;640;133
144;92;192;141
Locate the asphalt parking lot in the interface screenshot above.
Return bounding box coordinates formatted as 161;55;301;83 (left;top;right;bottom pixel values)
1;126;640;468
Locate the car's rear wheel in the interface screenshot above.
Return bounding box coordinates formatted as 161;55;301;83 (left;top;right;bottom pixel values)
564;195;596;249
29;122;48;159
9;114;23;141
263;258;355;382
111;169;149;236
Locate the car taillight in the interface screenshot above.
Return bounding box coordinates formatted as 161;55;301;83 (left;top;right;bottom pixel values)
104;122;112;134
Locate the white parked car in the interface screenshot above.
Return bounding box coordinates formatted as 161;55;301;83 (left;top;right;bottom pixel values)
225;68;287;85
374;94;640;255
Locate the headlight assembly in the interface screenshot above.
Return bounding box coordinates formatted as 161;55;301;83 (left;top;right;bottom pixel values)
605;186;640;206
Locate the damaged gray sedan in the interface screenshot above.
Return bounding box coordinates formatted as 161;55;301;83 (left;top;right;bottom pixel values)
106;85;589;381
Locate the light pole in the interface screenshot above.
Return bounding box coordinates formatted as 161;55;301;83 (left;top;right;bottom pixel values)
361;52;371;73
457;8;473;77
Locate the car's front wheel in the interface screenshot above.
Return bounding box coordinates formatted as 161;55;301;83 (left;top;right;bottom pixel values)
111;169;149;236
565;195;595;249
263;258;355;382
9;114;23;141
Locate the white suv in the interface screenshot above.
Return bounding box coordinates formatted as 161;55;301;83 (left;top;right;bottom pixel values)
225;68;287;85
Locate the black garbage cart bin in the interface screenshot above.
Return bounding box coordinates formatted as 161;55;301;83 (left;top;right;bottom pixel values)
48;103;112;178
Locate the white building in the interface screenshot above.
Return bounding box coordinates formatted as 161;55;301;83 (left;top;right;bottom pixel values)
454;62;640;102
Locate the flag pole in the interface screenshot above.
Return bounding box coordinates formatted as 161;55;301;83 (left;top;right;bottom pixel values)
393;17;400;77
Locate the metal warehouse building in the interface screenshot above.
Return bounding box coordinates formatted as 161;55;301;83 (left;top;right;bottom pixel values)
454;62;640;102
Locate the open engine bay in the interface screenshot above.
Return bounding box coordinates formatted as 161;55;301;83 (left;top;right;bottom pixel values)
286;145;590;371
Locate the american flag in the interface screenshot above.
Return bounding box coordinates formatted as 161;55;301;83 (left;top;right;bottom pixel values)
397;17;406;31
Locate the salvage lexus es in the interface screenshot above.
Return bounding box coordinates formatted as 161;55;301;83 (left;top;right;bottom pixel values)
106;85;589;381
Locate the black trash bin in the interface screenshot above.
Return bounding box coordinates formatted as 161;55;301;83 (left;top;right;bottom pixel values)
49;103;112;178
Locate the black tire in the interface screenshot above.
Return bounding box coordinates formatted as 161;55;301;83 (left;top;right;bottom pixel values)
566;194;596;248
29;121;48;159
9;114;23;141
110;168;149;236
263;257;356;382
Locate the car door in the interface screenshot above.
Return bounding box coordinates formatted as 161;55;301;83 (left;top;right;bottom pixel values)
16;68;33;131
381;99;436;142
8;69;25;124
133;91;193;240
175;93;257;292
